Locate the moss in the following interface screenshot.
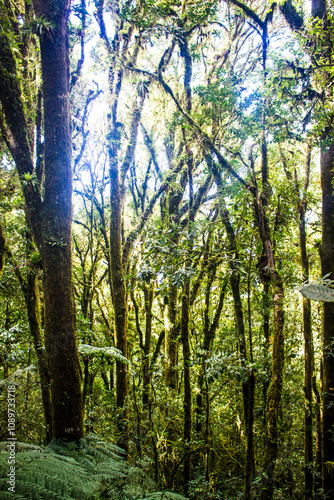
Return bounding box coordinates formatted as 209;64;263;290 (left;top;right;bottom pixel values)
325;461;334;478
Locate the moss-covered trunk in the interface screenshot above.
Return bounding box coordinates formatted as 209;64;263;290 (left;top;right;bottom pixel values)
298;179;314;499
26;271;53;443
34;0;83;440
143;285;154;407
0;0;83;440
262;272;284;500
109;150;129;453
181;286;191;495
220;199;255;500
320;141;334;495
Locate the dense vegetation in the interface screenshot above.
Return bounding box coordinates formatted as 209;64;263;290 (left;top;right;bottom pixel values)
1;0;334;498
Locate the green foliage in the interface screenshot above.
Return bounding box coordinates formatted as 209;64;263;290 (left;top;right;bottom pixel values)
79;345;129;364
27;16;56;37
0;434;181;499
0;364;36;388
21;173;40;193
300;276;334;302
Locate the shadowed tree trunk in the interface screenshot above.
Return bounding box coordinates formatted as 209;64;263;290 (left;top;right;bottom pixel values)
320;141;334;496
33;0;83;440
0;0;84;440
308;3;334;492
280;2;334;495
281;143;315;498
217;178;255;500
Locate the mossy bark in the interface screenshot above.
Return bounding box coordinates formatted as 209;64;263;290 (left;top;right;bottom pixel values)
220;200;255;500
143;285;154;408
109;153;129;452
320;141;334;497
298;158;314;499
181;288;191;495
262;273;284;500
0;0;84;440
33;0;83;440
26;270;53;443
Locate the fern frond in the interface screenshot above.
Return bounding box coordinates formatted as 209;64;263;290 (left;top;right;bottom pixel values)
0;435;186;499
0;491;26;499
300;283;334;302
0;442;42;453
143;493;188;499
79;344;129;364
0;365;36;388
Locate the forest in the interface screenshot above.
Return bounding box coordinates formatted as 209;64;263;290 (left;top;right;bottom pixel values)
0;0;334;498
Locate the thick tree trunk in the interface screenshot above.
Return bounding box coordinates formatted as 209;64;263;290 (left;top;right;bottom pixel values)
32;0;83;440
0;0;84;440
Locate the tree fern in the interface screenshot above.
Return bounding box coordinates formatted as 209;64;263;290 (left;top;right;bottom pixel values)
0;434;186;499
0;365;36;388
79;345;129;364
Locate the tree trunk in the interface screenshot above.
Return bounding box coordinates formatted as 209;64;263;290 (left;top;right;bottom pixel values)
220;200;255;500
26;271;53;443
320;141;334;496
143;285;154;407
33;0;83;440
109;154;129;453
262;272;284;500
181;287;191;496
298;152;314;499
1;0;84;440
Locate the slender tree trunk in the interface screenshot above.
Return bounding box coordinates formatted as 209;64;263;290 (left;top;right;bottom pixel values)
298;156;314;498
181;286;191;496
143;285;154;407
220;200;255;499
262;272;284;500
26;271;53;442
1;222;53;441
281;143;315;498
165;284;179;390
303;291;314;500
320;141;334;496
313;372;322;492
109;155;129;453
253;164;285;500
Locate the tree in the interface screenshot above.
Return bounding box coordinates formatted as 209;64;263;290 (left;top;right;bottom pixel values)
280;1;334;496
0;0;83;439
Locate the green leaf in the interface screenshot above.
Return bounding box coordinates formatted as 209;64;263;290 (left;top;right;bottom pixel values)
300;283;334;302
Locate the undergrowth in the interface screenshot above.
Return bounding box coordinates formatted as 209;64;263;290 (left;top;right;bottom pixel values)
0;434;187;499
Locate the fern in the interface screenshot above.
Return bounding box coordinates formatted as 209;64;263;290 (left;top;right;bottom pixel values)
300;283;334;302
143;494;188;499
0;492;26;499
79;344;129;364
0;365;36;388
0;434;187;499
